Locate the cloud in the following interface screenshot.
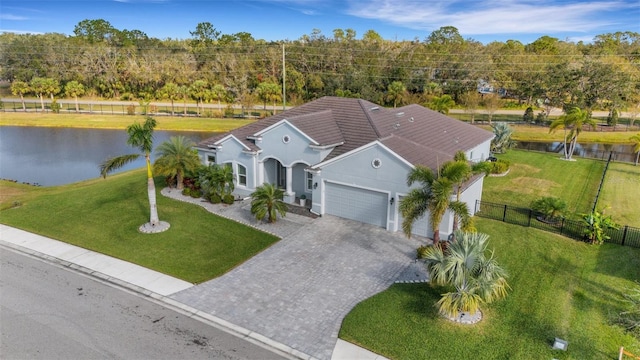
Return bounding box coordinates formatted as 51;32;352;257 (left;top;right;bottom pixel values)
345;0;636;35
0;14;29;21
0;29;44;35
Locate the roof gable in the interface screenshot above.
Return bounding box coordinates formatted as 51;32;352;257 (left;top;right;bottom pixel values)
254;119;319;145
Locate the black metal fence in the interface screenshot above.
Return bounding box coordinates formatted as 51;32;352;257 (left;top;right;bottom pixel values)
475;200;640;249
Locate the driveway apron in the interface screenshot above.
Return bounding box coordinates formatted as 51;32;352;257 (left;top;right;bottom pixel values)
166;190;420;360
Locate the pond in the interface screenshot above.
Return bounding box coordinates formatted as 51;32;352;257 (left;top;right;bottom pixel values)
0;126;215;186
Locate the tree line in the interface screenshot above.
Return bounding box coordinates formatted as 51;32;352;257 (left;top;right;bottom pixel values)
1;19;639;117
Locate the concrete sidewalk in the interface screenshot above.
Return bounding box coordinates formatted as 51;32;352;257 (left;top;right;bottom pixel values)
0;224;388;360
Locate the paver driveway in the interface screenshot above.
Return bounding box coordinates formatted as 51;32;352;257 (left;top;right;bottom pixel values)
165;190;421;360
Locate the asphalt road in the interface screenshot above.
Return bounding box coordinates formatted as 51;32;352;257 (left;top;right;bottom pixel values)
0;247;287;360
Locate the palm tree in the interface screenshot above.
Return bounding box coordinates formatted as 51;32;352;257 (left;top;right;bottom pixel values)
631;133;640;166
198;164;235;199
400;163;473;246
100;117;165;230
153;136;201;190
64;80;85;113
386;81;407;108
250;183;287;223
549;106;597;160
423;230;509;319
429;94;455;114
10;80;30;111
490;122;517;154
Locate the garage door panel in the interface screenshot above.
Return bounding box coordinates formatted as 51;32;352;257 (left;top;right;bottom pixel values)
325;183;388;228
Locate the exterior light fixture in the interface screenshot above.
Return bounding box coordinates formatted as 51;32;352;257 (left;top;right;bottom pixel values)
552;338;568;351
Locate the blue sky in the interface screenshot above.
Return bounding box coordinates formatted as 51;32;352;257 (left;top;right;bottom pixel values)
1;0;639;44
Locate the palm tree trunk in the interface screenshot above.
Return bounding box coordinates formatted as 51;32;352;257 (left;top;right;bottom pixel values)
39;94;45;110
75;96;80;113
20;94;26;111
146;157;160;226
635;151;639;166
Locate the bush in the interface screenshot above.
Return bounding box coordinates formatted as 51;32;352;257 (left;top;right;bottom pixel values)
181;188;191;196
50;99;61;113
489;159;510;174
126;104;136;115
530;196;566;221
523;107;534;123
222;194;235;205
190;189;203;198
209;192;222;204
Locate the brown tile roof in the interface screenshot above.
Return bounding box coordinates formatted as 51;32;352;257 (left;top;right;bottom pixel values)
197;97;493;170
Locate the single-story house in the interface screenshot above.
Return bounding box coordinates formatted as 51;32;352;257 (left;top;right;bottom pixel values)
196;96;493;239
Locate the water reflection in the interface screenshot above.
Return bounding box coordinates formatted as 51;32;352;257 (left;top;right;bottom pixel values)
0;126;214;186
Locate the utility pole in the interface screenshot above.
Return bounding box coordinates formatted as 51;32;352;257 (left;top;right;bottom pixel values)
282;43;286;111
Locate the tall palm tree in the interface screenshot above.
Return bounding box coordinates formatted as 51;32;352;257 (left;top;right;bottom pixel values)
423;230;509;319
549;106;597;160
100;117;163;229
250;183;287;223
631;133;640;166
153;136;201;190
400;163;473;246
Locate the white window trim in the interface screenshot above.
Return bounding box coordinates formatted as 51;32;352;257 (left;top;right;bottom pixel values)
237;163;247;187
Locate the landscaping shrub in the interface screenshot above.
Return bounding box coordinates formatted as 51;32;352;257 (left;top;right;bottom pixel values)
209;192;222;204
530;196;566;221
181;188;191;196
189;189;202;198
523;107;534;123
50;99;61;113
126;104;136;115
223;194;235;205
490;159;510;174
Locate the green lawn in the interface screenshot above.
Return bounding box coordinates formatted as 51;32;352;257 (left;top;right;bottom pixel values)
482;150;604;217
0;170;278;283
598;162;640;227
339;218;640;360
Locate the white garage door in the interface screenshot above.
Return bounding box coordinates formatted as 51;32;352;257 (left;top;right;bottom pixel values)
325;182;388;228
397;195;432;238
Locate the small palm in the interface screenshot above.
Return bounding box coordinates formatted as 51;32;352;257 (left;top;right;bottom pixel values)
250;183;287;223
424;230;509;318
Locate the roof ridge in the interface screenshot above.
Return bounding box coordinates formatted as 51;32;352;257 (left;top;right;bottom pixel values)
358;99;382;138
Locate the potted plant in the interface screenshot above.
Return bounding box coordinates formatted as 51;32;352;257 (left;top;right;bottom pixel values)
299;194;307;207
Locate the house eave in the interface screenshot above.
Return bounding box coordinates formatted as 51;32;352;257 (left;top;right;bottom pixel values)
309;142;344;150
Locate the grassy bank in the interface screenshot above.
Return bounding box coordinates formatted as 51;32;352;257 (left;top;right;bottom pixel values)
340;218;640;359
0;170;278;283
0;112;253;132
482;150;604;217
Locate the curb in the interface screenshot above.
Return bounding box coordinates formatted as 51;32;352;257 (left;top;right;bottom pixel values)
0;240;316;360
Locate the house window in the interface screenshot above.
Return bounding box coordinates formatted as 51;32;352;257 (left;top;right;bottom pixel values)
207;154;216;165
306;172;313;191
372;158;382;169
237;164;247;186
282;135;290;144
